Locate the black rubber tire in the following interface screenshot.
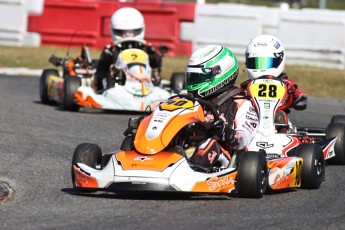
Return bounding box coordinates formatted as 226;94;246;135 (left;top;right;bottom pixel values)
62;75;81;111
295;144;324;189
170;72;185;94
39;68;59;104
236;151;268;198
326;123;345;165
71;143;102;191
120;136;134;151
330;115;345;124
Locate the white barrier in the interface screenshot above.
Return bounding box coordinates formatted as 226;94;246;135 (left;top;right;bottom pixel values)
0;0;43;47
181;3;345;69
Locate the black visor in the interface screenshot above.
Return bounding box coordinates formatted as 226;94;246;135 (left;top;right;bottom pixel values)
113;28;143;37
186;65;221;85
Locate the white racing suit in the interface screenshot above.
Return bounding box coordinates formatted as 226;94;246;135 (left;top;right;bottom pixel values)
189;87;258;171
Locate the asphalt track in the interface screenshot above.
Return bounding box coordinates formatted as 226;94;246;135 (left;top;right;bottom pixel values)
1;74;345;230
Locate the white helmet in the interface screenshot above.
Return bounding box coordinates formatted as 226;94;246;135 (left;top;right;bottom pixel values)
245;34;285;80
110;7;145;43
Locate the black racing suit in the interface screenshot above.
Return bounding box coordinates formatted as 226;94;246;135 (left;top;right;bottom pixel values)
95;40;162;92
189;87;259;171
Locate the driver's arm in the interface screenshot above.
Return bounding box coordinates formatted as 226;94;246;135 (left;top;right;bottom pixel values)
232;99;258;150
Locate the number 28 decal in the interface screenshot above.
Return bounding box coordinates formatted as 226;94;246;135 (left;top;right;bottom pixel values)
258;84;277;97
249;82;286;99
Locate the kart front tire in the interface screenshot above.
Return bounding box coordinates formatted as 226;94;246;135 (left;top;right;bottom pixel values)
295;144;324;189
330;115;345;124
120;136;134;151
326;123;345;165
71;143;102;191
170;72;185;94
39;69;59;104
62;75;81;111
236;151;268;198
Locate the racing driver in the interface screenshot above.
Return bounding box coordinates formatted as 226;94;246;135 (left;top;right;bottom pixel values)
94;7;163;91
186;45;259;171
241;34;307;132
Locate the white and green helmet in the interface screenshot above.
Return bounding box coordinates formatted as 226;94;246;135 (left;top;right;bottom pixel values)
186;45;239;98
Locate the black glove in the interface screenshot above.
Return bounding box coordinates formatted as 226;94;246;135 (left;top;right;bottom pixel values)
146;45;156;55
292;94;307;110
224;126;237;142
209;120;226;138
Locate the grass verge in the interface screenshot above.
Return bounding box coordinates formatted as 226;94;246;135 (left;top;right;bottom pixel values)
1;45;345;99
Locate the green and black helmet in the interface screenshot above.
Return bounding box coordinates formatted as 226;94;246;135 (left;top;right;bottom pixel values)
186;45;239;98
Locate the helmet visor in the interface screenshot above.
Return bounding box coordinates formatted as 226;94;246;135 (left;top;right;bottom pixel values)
246;56;283;70
113;28;143;37
186;65;221;85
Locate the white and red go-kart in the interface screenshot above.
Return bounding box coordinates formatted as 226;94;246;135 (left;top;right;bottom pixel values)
245;77;345;175
72;92;330;198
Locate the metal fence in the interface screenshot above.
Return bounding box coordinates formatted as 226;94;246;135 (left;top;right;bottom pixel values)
172;0;345;10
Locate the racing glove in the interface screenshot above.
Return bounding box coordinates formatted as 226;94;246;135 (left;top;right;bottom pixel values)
292;94;308;110
146;45;156;55
209;120;237;142
209;120;225;138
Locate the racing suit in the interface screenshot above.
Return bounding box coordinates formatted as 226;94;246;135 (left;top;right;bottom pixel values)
95;40;162;91
189;87;258;171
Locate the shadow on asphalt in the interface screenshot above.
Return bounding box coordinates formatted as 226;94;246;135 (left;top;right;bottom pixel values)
61;187;298;201
61;188;236;200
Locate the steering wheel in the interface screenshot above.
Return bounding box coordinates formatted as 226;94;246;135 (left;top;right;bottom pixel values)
195;97;220;122
115;37;146;48
167;94;220;122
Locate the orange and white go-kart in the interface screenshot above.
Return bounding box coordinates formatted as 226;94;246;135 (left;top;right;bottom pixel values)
72;92;331;198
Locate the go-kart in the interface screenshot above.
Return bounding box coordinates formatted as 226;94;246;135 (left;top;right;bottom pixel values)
71;93;323;198
39;44;96;111
74;44;178;112
244;77;345;188
40;39;184;112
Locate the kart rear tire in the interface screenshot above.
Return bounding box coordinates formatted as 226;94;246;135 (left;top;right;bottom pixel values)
62;75;81;111
295;144;324;189
236;151;268;198
71;143;102;192
330;115;345;124
326;123;345;165
39;69;59;104
170;72;185;94
120;136;134;150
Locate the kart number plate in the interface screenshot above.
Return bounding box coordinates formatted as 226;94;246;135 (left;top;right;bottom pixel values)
160;98;194;111
120;49;148;63
249;81;286;100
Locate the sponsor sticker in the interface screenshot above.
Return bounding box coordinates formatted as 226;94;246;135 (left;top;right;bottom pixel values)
274;42;281;49
207;175;235;191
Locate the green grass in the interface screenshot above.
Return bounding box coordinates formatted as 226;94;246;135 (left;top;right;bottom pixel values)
1;45;345;99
